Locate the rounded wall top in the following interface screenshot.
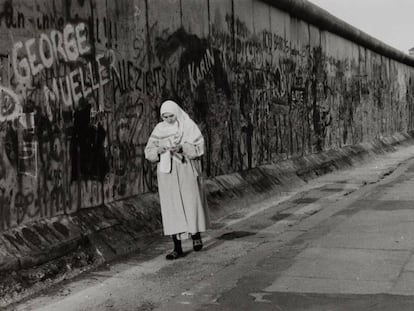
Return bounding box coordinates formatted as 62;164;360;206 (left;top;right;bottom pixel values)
262;0;414;67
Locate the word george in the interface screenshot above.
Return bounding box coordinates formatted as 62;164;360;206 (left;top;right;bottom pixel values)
12;23;90;82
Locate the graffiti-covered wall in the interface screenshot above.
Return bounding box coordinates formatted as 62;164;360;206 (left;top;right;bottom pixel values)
1;0;414;231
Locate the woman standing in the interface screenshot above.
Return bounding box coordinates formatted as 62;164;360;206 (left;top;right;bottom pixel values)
145;100;209;260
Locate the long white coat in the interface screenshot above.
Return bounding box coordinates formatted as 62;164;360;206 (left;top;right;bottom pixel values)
145;136;209;236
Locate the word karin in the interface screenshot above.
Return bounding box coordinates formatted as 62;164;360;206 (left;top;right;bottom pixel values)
188;48;215;92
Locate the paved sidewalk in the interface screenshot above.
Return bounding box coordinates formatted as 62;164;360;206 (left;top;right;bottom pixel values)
9;143;414;311
159;144;414;310
266;150;414;296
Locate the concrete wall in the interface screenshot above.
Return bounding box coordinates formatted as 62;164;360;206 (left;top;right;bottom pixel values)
0;0;414;232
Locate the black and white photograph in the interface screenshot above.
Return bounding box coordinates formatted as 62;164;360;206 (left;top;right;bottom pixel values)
1;0;414;310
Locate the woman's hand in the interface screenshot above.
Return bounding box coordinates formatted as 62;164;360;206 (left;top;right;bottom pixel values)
157;146;167;154
170;144;183;153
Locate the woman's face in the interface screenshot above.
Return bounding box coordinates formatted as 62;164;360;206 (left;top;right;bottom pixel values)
162;113;177;124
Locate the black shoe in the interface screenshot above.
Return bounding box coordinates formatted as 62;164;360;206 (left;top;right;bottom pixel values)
192;238;203;251
166;250;183;260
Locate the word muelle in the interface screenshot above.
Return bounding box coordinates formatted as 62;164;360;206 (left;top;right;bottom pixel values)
43;51;115;114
